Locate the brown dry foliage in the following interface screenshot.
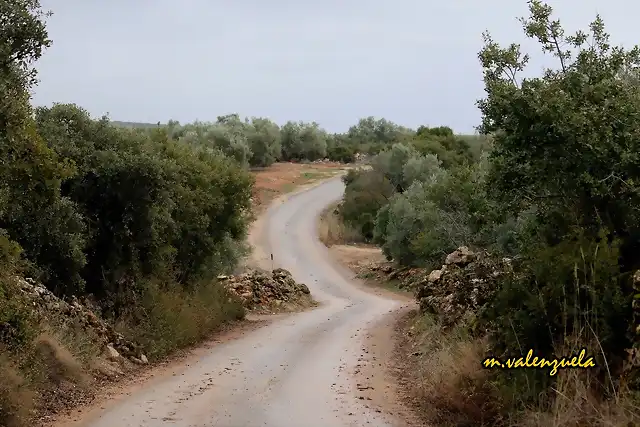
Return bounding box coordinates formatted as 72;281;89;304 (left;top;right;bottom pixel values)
397;312;639;427
32;334;90;386
0;355;34;427
317;202;364;246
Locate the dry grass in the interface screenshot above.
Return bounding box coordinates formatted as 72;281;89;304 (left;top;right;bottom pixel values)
32;334;90;387
115;279;245;360
317;201;364;246
0;273;246;426
520;371;639;427
0;356;34;427
518;336;640;427
395;311;640;427
395;312;506;427
0;333;94;427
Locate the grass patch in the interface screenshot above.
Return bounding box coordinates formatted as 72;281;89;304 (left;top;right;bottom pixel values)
317;202;364;246
397;311;640;427
398;312;504;426
356;271;411;294
116;279;245;361
280;183;296;193
301;171;323;180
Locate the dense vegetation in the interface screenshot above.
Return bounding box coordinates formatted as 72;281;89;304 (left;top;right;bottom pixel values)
0;2;488;425
7;1;634;426
337;2;640;425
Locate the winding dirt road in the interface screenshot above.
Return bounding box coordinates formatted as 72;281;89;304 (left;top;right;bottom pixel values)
77;177;406;427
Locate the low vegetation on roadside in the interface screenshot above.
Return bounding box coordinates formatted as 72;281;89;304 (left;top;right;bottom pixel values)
327;2;640;426
318;202;365;247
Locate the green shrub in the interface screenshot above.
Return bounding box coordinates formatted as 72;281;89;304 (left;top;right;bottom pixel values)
482;231;631;401
281;121;328;161
115;278;245;360
34;105;253;314
340;169;396;240
374;161;493;267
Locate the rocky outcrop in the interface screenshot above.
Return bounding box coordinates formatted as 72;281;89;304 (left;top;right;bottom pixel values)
218;268;311;310
415;246;512;329
13;276;146;364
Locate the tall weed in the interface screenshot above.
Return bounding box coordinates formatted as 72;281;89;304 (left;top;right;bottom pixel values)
116;279;245;360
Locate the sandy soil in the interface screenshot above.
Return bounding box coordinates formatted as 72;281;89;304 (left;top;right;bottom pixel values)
250;161;347;213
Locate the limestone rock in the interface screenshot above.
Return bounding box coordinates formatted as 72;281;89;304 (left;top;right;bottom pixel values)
427;268;444;283
219;268;312;310
105;345;121;361
416;248;513;329
12;275;144;365
444;246;475;266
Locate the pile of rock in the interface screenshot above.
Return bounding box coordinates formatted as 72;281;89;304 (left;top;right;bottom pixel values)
13;276;147;365
415;246;513;329
364;263;427;290
218;268;310;310
354;153;372;164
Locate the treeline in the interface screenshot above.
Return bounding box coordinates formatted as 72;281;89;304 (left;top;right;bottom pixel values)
338;2;639;426
136;114;487;168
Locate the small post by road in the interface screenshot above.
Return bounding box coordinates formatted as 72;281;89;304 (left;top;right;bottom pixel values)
271;253;274;271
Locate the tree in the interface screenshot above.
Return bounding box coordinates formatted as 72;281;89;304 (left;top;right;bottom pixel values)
0;0;51;88
281;121;327;161
412;126;474;168
325;133;356;163
346;116;414;154
477;0;637;389
478;0;640;266
340;169;396;240
374;163;490;266
0;1;87;296
402;153;442;188
370;143;418;192
35;104;253;310
247;117;281;167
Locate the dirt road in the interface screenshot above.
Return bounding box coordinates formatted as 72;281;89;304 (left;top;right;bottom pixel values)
77;177;407;427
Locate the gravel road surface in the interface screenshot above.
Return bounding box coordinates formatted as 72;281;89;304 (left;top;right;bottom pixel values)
81;177;403;427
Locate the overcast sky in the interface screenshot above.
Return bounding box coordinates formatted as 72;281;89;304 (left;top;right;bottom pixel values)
32;1;637;133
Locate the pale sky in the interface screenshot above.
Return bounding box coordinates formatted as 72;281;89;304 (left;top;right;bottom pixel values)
32;1;637;133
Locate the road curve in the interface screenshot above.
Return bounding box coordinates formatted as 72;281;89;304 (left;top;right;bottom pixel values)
82;177;403;427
